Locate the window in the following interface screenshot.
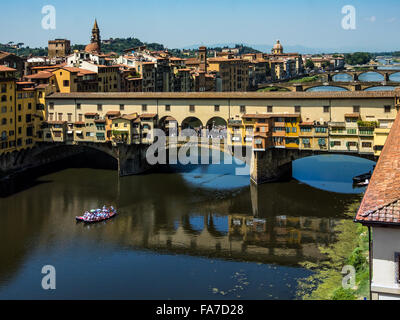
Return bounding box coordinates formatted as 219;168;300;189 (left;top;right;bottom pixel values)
68;113;72;122
97;104;102;111
214;105;220;112
362;142;372;148
28;103;32;110
57;113;62;121
240;105;246;113
295;105;301;113
120;104;125;111
267;106;273;113
77;103;81;110
347;129;357;134
353;105;360;113
142;104;148;112
323;106;330;113
165;105;170;111
63;80;70;87
384;105;391;113
331;141;341;147
189;105;195;112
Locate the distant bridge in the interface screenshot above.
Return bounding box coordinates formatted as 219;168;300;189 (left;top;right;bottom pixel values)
259;81;400;92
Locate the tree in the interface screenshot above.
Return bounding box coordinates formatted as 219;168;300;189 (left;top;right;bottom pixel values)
345;52;372;66
305;59;314;69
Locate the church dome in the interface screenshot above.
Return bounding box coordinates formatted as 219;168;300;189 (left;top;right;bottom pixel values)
85;42;100;54
273;40;283;50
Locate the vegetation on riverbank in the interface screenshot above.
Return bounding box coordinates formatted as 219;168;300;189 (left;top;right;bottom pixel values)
257;87;290;92
289;76;319;83
297;199;370;300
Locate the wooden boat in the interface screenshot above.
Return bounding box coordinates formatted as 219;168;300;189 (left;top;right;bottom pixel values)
76;207;117;223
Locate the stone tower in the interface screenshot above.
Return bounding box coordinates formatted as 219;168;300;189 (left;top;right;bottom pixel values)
85;19;101;54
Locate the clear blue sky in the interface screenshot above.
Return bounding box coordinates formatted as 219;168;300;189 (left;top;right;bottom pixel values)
0;0;399;52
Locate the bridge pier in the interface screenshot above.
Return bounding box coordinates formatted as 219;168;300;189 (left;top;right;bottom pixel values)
250;149;297;184
384;72;390;82
117;144;152;177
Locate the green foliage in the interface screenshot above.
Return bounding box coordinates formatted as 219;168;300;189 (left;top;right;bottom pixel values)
257;87;289;92
331;288;357;300
345;52;373;66
0;44;47;57
357;120;379;128
305;59;315;69
297;199;370;300
289;76;319;83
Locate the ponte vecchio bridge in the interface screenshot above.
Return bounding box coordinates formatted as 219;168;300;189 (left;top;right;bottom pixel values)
1;91;398;185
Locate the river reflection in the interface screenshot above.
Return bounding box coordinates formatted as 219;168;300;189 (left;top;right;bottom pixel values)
0;155;363;300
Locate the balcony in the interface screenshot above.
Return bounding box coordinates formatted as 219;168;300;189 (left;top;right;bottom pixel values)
228;119;242;126
329;122;346;128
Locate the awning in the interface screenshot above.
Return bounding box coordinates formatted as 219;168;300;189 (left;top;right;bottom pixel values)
67;130;73;134
76;131;83;135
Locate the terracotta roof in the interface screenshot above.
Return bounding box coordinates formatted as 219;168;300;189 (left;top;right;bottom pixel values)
300;122;314;126
46;91;397;100
0;65;16;72
62;67;97;76
84;113;98;116
25;72;53;79
74;121;85;125
355;112;400;226
140;113;157;119
345;113;360;118
94;119;106;123
106;111;121;116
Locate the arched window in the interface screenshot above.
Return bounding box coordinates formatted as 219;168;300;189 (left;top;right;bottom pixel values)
1;95;6;102
1;118;6;125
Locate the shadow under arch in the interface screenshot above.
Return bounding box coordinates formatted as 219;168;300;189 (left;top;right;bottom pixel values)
206;116;227;130
158;115;178;136
181;116;203;130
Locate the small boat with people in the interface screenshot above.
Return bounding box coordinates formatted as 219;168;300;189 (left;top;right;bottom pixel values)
76;206;117;223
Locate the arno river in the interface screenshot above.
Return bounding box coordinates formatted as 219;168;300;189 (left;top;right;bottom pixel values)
0;152;375;300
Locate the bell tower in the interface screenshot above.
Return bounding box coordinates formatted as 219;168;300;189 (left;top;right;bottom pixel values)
91;19;101;51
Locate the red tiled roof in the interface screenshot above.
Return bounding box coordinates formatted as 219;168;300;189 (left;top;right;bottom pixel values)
0;65;16;72
106;111;121;116
345;113;360;118
140;113;157;119
355;112;400;226
25;72;53;79
84;113;98;116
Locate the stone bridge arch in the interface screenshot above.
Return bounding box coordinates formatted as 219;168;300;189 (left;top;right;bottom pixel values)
250;148;376;184
304;85;349;92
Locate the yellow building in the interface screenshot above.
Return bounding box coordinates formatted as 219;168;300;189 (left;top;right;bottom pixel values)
207;57;249;92
373;128;391;156
285;115;300;149
111;113;140;145
15;82;36;150
0;66;17;153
